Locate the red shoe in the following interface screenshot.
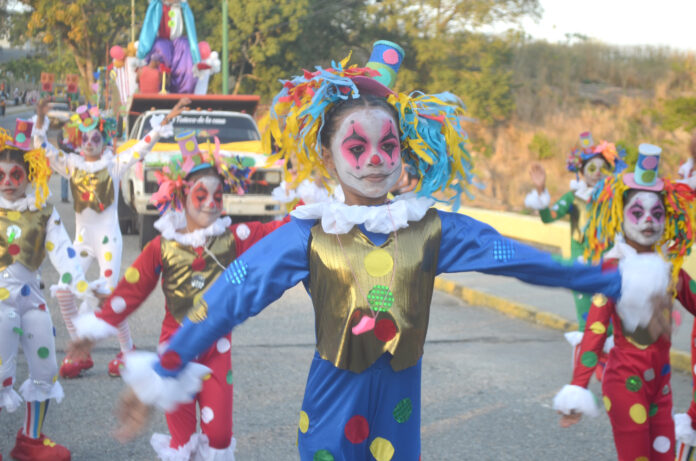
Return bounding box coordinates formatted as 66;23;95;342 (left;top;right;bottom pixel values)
9;430;70;461
108;351;126;377
58;354;94;379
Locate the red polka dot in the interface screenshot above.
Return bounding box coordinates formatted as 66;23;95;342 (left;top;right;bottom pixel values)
344;415;369;444
104;269;113;277
81;191;91;201
38;304;46;311
160;350;182;370
8;244;20;256
192;257;206;272
144;135;152;143
383;49;400;65
374;319;397;342
2;377;12;387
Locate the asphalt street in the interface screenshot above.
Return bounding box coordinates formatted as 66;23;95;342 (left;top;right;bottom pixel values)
0;125;694;460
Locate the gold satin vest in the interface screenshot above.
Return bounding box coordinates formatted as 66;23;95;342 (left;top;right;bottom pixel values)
70;167;115;213
0;206;52;272
309;208;442;373
160;230;237;323
571;196;590;244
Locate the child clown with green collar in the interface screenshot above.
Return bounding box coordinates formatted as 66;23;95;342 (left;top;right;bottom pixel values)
113;42;671;460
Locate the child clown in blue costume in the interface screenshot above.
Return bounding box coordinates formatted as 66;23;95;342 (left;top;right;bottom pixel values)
114;42;671;460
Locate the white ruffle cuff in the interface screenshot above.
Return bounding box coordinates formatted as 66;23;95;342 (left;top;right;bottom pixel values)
19;378;64;404
154;212;231;248
73;312;120;341
196;434;236;461
552;384;599;418
523;189;550;210
564;331;583;347
0;386;22;412
121;351;211;412
676;413;696;446
150;432;201;461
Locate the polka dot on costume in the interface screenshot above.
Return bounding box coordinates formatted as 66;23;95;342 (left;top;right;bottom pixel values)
102;236;109;244
110;296;127;314
589;321;606;335
393;398;413;423
375;319;397;342
3;377;12;387
643;368;655;382
235;224;250;241
185;140;196;151
364;249;394;277
16;133;26;144
652;435;670;453
634;457;648;461
7;211;20;221
662;384;670;395
369;437;395;461
592;294;607;307
0;288;9;300
382;48;400;65
67;247;76;258
216;337;231;353
661;364;670;376
580;351;598;368
492;240;515;263
13;327;23;336
45;241;54;251
80;250;89;258
104;252;113;262
125;267;140;284
226;370;233;385
625;376;642;392
690;279;696;294
344;415;369;444
61;273;72;284
649;403;658;417
160;350;182;371
20;285;30;296
144;135;152;143
299;411;310;433
76;281;88;293
37;347;49;359
603;396;611;412
81;191;91;201
38;304;46;311
313;450;334;461
200;406;214;424
104;269;113;278
367;285;394;312
8;244;20;256
629;404;647;424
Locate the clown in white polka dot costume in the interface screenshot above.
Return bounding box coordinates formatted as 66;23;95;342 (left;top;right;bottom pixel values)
68;134;290;461
554;143;696;461
113;42;675;461
33;97;190;379
0;123;96;461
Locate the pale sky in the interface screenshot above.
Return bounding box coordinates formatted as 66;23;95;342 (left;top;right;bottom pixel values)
516;0;695;51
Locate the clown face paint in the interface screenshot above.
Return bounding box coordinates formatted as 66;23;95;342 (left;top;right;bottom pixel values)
328;107;402;200
185;175;223;231
622;191;665;249
582;156;608;187
0;160;29;202
81;129;104;160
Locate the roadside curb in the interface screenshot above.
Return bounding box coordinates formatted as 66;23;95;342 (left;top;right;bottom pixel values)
434;277;692;374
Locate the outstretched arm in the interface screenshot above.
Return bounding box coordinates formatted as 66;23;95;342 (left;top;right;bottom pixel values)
33;99;73;179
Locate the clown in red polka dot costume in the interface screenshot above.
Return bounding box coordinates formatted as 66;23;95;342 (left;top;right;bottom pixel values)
33;97;190;379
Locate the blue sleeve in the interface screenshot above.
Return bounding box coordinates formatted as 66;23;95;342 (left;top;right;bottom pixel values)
435;210;621;299
137;0;162;60
154;217;313;377
182;2;201;63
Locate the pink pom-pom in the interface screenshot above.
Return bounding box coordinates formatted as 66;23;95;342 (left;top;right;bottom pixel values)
198;41;211;60
110;46;126;61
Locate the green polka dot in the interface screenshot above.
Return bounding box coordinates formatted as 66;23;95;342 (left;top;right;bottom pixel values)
689;279;696;294
641;170;656;184
12;327;23;336
393;397;413;423
367;285;394;312
313;449;335;461
61;272;72;284
241;157;256;167
649;403;658;417
693;390;696;403
102;236;109;244
37;347;49;359
15;133;26;143
226;370;233;385
625;375;642;392
580;351;598;368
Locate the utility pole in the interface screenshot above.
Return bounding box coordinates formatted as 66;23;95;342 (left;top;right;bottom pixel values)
222;0;229;94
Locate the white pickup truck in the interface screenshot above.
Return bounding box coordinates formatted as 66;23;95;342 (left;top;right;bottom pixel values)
118;95;283;248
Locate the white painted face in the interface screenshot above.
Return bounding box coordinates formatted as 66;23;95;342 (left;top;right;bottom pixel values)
185;174;223;230
622;191;665;248
582;156;608;187
81;128;105;159
0;160;28;201
328;106;402;199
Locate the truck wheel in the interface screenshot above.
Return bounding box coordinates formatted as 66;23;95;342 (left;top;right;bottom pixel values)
138;214;160;249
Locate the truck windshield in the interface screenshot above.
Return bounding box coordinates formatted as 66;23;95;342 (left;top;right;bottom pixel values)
142;113;260;143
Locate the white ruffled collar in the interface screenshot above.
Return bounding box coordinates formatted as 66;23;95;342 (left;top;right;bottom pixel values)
73;149;115;173
569;178;593;202
0;190;45;212
291;193;434;234
154;211;231;247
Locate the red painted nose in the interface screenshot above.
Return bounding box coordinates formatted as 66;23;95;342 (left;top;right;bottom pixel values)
370;154;382;165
